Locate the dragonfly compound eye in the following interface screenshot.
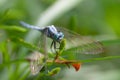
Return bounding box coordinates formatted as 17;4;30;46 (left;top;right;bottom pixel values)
57;32;64;42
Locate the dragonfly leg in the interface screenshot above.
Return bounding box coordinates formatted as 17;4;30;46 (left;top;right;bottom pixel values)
50;40;58;53
53;41;61;51
54;42;61;50
58;41;61;49
53;41;57;50
50;40;55;53
50;41;61;61
50;41;54;50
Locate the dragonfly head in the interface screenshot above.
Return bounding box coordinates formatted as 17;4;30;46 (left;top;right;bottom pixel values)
54;31;64;42
48;25;64;42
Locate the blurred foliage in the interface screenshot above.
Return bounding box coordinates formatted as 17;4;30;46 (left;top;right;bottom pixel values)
0;0;120;80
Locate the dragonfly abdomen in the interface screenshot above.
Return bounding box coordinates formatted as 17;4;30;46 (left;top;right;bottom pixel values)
20;21;44;31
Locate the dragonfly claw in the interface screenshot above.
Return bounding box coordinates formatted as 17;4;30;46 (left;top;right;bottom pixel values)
50;40;61;53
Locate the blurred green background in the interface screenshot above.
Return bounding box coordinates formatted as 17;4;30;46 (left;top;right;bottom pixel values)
0;0;120;80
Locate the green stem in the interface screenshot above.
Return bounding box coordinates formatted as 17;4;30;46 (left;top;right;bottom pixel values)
1;56;120;69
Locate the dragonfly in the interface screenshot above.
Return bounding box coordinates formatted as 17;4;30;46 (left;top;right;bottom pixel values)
20;21;64;52
20;21;104;74
20;21;64;75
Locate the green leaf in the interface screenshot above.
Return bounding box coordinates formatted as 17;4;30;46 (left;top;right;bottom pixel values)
80;56;120;63
101;39;120;46
0;25;27;32
0;41;10;64
0;59;26;69
10;37;41;52
58;38;66;55
48;67;61;76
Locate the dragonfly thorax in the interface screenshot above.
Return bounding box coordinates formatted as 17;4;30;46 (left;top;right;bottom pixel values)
47;25;64;42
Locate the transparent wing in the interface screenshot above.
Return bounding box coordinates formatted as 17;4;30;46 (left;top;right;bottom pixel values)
27;29;49;75
42;29;48;69
27;52;45;75
34;30;48;73
57;27;104;58
37;33;46;52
